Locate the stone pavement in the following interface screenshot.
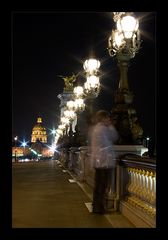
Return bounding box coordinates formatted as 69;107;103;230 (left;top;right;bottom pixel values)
12;160;134;228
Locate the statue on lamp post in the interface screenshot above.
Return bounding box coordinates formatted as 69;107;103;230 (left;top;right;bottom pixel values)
58;73;78;92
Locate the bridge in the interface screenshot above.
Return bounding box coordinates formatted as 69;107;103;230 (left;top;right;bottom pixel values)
12;148;156;228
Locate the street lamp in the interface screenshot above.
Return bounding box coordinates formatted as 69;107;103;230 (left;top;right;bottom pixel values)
14;136;18;162
83;58;100;76
146;137;150;149
108;12;143;144
51;129;56;135
73;86;85;113
108;12;141;59
83;58;101;98
67;86;86;146
83;58;101;125
73;86;84;98
61;116;70;136
21;141;27;158
51;128;56;144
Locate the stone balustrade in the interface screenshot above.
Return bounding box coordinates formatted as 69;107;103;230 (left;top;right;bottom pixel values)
118;155;156;227
127;168;156;211
58;145;156;227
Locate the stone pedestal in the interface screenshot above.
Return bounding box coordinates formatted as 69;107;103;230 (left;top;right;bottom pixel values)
68;147;79;171
107;145;148;211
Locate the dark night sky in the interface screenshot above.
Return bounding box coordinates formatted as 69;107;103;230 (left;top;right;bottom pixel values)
12;11;156;144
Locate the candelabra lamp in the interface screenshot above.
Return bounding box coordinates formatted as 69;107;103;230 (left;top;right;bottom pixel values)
108;12;143;144
72;86;86;146
83;58;101;125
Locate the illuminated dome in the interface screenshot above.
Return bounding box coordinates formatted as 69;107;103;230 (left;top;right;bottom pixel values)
31;117;47;143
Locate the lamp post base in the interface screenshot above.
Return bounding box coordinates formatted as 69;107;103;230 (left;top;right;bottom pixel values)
112;90;143;145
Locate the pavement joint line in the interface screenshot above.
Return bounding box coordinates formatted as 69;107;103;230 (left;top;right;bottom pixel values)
76;181;92;200
68;179;77;183
85;202;93;212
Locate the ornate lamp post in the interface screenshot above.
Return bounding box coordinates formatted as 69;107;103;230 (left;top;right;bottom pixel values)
108;12;143;144
72;85;86;146
57;74;77;134
83;58;100;98
56;117;69;148
57;74;77;147
73;86;85;113
65;100;77;135
83;58;101;125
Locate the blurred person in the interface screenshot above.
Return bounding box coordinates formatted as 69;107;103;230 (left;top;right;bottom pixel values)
90;110;119;214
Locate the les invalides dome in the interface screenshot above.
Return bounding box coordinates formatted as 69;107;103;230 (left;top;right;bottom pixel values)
31;117;47;143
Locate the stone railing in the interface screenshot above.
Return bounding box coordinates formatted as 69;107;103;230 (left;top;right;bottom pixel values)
59;148;69;167
117;154;156;227
58;146;94;185
58;146;156;227
68;147;79;171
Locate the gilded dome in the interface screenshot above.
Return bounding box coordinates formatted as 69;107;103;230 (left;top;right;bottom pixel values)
31;117;47;143
32;124;46;131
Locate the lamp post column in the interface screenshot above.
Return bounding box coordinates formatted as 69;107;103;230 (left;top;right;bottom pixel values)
14;136;18;162
117;54;130;91
83;58;101;139
85;97;94;125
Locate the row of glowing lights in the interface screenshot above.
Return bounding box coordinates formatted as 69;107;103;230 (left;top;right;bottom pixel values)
53;12;142;148
13;134;150;153
14;135;57;154
14;13;141;154
13;59;101;154
53;59;101;147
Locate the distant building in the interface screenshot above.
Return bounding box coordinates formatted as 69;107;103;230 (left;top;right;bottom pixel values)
31;117;47;143
12;116;55;161
12;141;30;161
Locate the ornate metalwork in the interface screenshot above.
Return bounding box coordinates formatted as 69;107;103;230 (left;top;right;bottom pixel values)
113;12;126;22
108;12;142;59
108;12;143;144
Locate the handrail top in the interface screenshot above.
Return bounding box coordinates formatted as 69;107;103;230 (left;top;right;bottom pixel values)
119;153;156;171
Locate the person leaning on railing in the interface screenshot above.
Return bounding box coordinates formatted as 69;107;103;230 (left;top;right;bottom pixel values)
90;110;119;214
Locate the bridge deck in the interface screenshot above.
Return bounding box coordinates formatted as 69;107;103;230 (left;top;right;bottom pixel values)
12;160;134;228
